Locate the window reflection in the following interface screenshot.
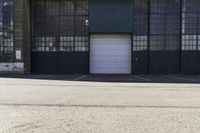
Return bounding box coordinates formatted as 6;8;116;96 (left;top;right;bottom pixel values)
32;0;89;52
182;0;200;51
0;0;13;62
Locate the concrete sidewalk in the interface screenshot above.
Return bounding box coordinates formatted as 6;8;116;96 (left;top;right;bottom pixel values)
0;76;200;133
0;74;200;83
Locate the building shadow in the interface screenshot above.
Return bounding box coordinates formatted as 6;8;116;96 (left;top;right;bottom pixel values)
0;74;200;84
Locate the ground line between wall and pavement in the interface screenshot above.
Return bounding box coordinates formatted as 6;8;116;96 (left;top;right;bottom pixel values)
75;75;88;81
134;75;150;82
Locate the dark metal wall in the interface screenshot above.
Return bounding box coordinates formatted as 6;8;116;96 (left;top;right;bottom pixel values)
181;0;200;74
132;0;148;74
90;0;133;33
90;0;183;75
149;0;181;74
31;0;89;74
29;0;200;75
132;0;200;75
31;52;89;74
132;0;181;74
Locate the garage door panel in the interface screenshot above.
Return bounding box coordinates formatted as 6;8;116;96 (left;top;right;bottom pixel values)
91;44;129;50
91;41;130;45
91;69;130;74
90;60;131;63
91;52;131;57
91;64;131;70
91;34;130;38
90;42;130;46
90;34;131;74
91;60;132;65
90;58;131;63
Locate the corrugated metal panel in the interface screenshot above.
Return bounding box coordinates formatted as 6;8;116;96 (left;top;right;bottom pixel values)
90;34;131;74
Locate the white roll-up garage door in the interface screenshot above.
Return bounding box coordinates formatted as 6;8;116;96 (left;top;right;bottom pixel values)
90;34;132;74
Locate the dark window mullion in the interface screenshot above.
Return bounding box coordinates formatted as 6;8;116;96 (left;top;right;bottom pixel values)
73;0;76;52
164;12;167;51
44;0;47;52
196;13;198;51
58;0;61;52
2;1;5;62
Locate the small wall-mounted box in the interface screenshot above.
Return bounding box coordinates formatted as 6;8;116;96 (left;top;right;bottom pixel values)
16;50;22;60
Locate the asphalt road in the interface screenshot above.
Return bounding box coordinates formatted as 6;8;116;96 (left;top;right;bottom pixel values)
0;75;200;133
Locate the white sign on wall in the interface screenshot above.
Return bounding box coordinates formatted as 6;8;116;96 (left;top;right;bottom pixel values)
16;50;21;60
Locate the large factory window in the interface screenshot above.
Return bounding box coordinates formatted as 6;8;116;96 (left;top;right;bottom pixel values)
0;0;13;62
32;0;89;52
150;0;180;51
133;0;148;51
182;0;200;51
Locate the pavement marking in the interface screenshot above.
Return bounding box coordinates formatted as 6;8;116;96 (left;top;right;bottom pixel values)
75;75;88;81
134;75;151;82
1;103;200;109
165;75;199;83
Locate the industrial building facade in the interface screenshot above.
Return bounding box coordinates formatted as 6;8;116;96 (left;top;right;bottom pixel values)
0;0;200;74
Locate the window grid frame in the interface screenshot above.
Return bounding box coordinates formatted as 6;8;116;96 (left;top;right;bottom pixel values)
31;0;89;53
182;0;200;51
133;0;148;52
149;0;181;51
